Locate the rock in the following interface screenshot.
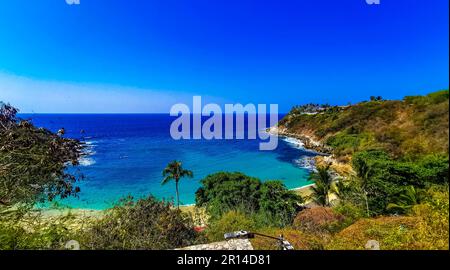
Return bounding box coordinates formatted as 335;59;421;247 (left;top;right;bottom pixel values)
365;240;380;250
65;240;80;250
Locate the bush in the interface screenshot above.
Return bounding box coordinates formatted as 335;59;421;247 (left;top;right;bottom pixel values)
195;172;262;217
427;90;449;104
206;211;256;242
327;187;449;250
325;132;372;155
333;202;366;228
410;186;449;250
351;150;449;215
259;181;303;227
326;216;420;250
0;210;77;250
417;154;449;184
293;207;344;234
78;196;202;250
0;102;85;206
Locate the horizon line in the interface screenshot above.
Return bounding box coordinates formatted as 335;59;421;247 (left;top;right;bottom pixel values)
17;112;290;115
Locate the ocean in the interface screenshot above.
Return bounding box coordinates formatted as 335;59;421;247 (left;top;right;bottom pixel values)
20;114;317;209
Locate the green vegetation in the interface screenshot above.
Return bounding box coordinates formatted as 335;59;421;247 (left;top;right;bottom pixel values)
205;210;256;242
1;90;448;250
161;160;193;209
195;172;303;227
280;90;449;159
308;165;334;206
0;209;78;250
201;90;448;249
349;149;448;215
78;196;202;250
0;103;202;250
293;207;344;234
0;196;204;250
0;102;85;206
327;187;449;250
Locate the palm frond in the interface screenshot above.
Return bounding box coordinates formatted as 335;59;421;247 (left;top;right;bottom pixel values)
181;169;193;178
161;175;173;185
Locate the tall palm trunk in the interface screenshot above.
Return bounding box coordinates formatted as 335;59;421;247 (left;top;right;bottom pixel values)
363;189;370;217
175;178;180;209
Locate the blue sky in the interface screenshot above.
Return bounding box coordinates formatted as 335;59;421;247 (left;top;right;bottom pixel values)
0;0;448;113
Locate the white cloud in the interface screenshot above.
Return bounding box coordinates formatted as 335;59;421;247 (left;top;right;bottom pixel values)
0;72;226;113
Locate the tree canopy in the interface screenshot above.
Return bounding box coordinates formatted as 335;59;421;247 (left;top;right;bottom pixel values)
195;172;303;226
0;102;85;206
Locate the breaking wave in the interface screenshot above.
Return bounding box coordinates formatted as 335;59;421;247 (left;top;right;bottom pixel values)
281;137;305;149
79;157;96;166
294;156;316;172
79;140;97;166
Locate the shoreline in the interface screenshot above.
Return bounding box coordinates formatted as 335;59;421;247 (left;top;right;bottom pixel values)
291;183;315;191
37;185;315;216
38;128;322;216
267;126;332;155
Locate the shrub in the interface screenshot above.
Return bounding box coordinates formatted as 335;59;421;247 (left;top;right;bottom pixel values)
206;211;256;242
78;196;202;250
351;150;449;215
293;207;344;234
0;102;85;206
326;216;420;250
259;181;303;227
333;201;366;228
410;186;449;250
325;132;372;155
195;172;262;218
0;210;77;250
327;186;449;250
427;90;449;104
417;154;449;184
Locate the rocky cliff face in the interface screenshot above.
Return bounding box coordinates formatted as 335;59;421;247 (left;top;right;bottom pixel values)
277;91;449;160
269;125;333;154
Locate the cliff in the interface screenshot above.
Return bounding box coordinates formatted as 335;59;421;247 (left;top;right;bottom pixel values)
278;90;449;163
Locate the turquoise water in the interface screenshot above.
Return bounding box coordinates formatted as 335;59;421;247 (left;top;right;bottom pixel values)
23;114;317;209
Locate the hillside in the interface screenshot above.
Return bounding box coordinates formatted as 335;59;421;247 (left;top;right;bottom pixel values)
1;92;448;250
278;90;449;162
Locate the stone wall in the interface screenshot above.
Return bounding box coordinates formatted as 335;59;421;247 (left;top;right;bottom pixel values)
176;239;254;250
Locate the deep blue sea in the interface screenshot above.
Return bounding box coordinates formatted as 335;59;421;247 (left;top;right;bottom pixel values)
20;114;316;209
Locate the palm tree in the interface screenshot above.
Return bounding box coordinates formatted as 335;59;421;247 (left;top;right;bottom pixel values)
353;161;372;217
162;160;193;209
386;186;419;214
308;165;333;206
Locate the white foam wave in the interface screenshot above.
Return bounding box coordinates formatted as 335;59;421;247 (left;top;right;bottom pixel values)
282;136;320;154
282;137;305;149
79;140;98;166
294;156;316;171
79;157;96;166
85;140;98;146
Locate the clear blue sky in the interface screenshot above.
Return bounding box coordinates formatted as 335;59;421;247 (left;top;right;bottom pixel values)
0;0;448;113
